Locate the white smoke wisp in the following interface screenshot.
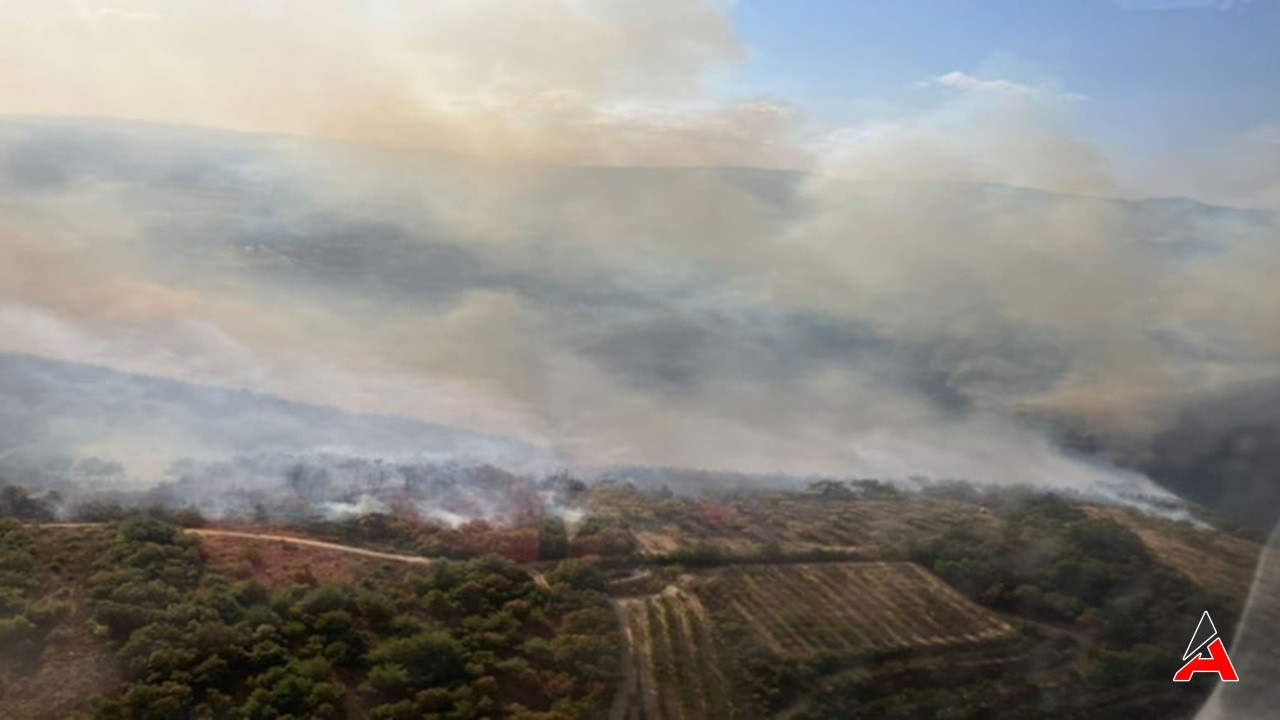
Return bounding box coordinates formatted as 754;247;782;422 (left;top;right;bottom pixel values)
136;454;555;526
318;495;387;522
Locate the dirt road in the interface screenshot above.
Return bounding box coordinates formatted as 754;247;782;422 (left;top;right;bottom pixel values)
187;528;434;566
34;523;433;567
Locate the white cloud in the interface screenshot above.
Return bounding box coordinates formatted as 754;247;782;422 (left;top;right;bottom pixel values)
925;71;1034;95
921;71;1089;102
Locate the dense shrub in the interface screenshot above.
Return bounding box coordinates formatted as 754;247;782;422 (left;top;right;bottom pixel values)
84;519;619;719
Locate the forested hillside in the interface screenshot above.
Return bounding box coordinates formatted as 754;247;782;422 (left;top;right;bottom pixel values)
0;517;619;720
0;482;1262;719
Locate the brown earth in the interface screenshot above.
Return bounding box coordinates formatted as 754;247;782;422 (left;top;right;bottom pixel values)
194;529;431;588
0;525;120;720
1086;507;1260;601
612;584;734;720
698;562;1014;661
1;524;437;719
589;488;1001;558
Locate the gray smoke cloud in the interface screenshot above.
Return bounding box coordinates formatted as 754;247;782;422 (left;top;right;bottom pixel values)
0;0;1277;519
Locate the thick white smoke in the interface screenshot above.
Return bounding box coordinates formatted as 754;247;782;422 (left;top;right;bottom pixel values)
0;1;1276;514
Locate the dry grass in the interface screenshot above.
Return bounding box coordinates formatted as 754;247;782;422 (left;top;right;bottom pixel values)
590;488;1001;558
612;585;734;720
701;562;1013;662
199;534;368;588
1086;507;1260;601
0;525;121;720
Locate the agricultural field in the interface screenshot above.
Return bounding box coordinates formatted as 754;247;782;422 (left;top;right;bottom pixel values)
601;490;1260;720
700;562;1014;661
610;562;1016;720
585;484;1002;558
612;586;735;720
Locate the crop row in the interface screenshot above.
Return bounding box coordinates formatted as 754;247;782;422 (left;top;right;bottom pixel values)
616;588;736;720
711;562;1013;660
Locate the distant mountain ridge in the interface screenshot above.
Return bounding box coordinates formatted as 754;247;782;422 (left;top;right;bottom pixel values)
0;352;544;483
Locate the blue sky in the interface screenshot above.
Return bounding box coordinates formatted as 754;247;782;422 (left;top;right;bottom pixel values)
727;0;1279;162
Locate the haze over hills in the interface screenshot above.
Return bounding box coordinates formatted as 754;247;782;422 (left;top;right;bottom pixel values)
0;351;544;482
1;117;1278;526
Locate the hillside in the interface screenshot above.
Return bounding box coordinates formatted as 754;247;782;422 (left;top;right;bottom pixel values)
0;518;619;720
0;524;120;720
0;481;1264;719
0;352;541;487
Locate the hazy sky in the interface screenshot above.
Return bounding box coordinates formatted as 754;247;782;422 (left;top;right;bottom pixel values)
731;1;1278;137
727;0;1279;204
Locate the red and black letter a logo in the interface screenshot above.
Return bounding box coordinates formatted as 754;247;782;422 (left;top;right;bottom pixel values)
1173;611;1239;682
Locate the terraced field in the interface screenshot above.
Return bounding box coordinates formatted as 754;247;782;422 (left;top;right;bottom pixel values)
705;562;1014;660
612;586;736;720
611;561;1015;719
587;486;1002;557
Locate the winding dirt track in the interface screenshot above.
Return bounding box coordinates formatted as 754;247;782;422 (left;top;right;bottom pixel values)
187;528;433;565
35;523;433;566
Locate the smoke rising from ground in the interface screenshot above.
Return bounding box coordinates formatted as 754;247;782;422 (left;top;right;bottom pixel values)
0;1;1277;517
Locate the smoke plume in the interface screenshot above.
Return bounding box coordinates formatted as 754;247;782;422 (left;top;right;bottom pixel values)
0;1;1277;521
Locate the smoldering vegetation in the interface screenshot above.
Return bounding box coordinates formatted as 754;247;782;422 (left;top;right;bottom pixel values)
0;452;577;529
0;350;565;526
122;455;560;526
600;465;1193;521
